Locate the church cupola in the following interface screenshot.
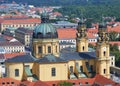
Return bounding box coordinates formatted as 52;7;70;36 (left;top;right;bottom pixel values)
32;12;59;58
33;12;58;39
76;18;88;52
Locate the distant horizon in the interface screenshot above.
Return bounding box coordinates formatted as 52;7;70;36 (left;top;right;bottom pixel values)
1;0;120;6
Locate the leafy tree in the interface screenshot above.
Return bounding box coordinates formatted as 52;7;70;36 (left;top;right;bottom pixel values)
110;44;120;67
109;31;119;41
57;81;72;86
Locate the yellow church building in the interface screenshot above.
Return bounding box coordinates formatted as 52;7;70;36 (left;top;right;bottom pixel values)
5;13;110;82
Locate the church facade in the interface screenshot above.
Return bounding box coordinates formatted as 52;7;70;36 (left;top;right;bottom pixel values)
5;14;110;82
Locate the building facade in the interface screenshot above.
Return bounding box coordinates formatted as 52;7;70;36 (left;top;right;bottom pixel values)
5;14;111;82
0;18;40;32
15;28;33;47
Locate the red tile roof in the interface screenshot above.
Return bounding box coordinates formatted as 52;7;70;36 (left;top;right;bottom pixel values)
57;28;77;39
94;74;120;86
45;78;95;86
87;28;98;34
0;18;41;24
21;80;49;86
0;41;24;46
0;77;20;86
52;12;62;16
108;25;120;33
110;41;120;46
4;52;25;59
87;32;96;39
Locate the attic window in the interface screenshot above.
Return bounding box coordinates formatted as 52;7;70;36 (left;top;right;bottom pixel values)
7;82;10;84
2;82;5;85
11;82;14;84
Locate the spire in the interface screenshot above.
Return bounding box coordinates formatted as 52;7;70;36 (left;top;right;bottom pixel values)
77;16;87;38
41;8;49;23
97;15;109;43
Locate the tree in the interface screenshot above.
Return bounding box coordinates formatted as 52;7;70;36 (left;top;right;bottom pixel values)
57;81;72;86
109;31;119;41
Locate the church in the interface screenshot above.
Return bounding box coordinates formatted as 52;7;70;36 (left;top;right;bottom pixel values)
5;13;110;82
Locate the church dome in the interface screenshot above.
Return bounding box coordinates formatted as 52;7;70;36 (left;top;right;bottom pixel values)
33;12;58;39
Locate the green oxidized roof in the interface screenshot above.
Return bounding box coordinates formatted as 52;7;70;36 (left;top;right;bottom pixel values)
33;12;58;39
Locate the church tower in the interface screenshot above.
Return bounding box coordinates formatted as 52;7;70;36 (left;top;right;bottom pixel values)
32;13;59;58
76;19;88;52
96;23;110;78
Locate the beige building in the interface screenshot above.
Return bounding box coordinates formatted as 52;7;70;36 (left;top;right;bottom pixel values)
5;14;111;82
15;28;33;47
0;18;40;32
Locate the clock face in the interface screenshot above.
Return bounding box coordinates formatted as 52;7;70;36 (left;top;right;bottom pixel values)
103;47;106;51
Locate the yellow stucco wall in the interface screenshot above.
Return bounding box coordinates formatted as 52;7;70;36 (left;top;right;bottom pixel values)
39;63;68;81
6;63;24;81
76;38;88;52
32;38;59;58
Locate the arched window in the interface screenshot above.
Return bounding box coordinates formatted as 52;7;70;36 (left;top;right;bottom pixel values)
51;68;56;76
48;46;51;53
103;51;106;56
15;69;19;77
83;46;85;51
70;66;73;73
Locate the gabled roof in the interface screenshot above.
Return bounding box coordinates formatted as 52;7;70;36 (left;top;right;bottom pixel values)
5;54;36;63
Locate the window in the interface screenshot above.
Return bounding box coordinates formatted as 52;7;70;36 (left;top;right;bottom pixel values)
56;46;57;53
104;69;106;74
2;82;5;85
7;82;10;84
52;84;56;86
85;82;89;84
11;82;14;84
73;83;75;85
48;46;51;53
103;51;106;56
51;68;56;76
38;46;42;53
90;65;93;71
70;66;73;73
15;69;19;77
80;66;83;72
83;46;85;51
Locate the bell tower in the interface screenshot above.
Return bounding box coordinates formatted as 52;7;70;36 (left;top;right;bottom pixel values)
32;13;59;58
96;23;110;78
76;19;88;52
